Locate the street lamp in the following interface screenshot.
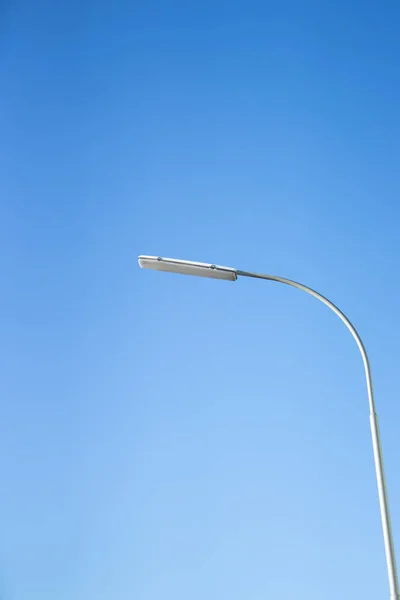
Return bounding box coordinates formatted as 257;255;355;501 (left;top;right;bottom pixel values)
138;254;399;599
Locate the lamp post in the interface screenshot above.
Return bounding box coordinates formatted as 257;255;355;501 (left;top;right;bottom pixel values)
138;254;399;599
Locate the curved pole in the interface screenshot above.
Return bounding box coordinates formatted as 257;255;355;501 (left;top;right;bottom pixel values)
237;269;400;600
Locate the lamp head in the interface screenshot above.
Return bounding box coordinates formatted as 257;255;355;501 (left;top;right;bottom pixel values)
138;255;237;281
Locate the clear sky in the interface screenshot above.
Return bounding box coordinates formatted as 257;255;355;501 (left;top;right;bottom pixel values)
1;1;400;599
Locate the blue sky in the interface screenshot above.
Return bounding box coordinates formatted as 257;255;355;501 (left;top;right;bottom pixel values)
1;1;400;598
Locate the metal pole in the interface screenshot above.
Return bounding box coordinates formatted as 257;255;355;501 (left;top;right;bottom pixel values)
237;269;400;599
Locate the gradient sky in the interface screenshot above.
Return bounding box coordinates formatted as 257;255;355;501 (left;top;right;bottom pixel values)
1;1;400;599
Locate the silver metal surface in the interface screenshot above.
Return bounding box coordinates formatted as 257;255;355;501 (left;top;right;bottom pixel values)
237;269;399;600
139;253;399;598
138;255;237;281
